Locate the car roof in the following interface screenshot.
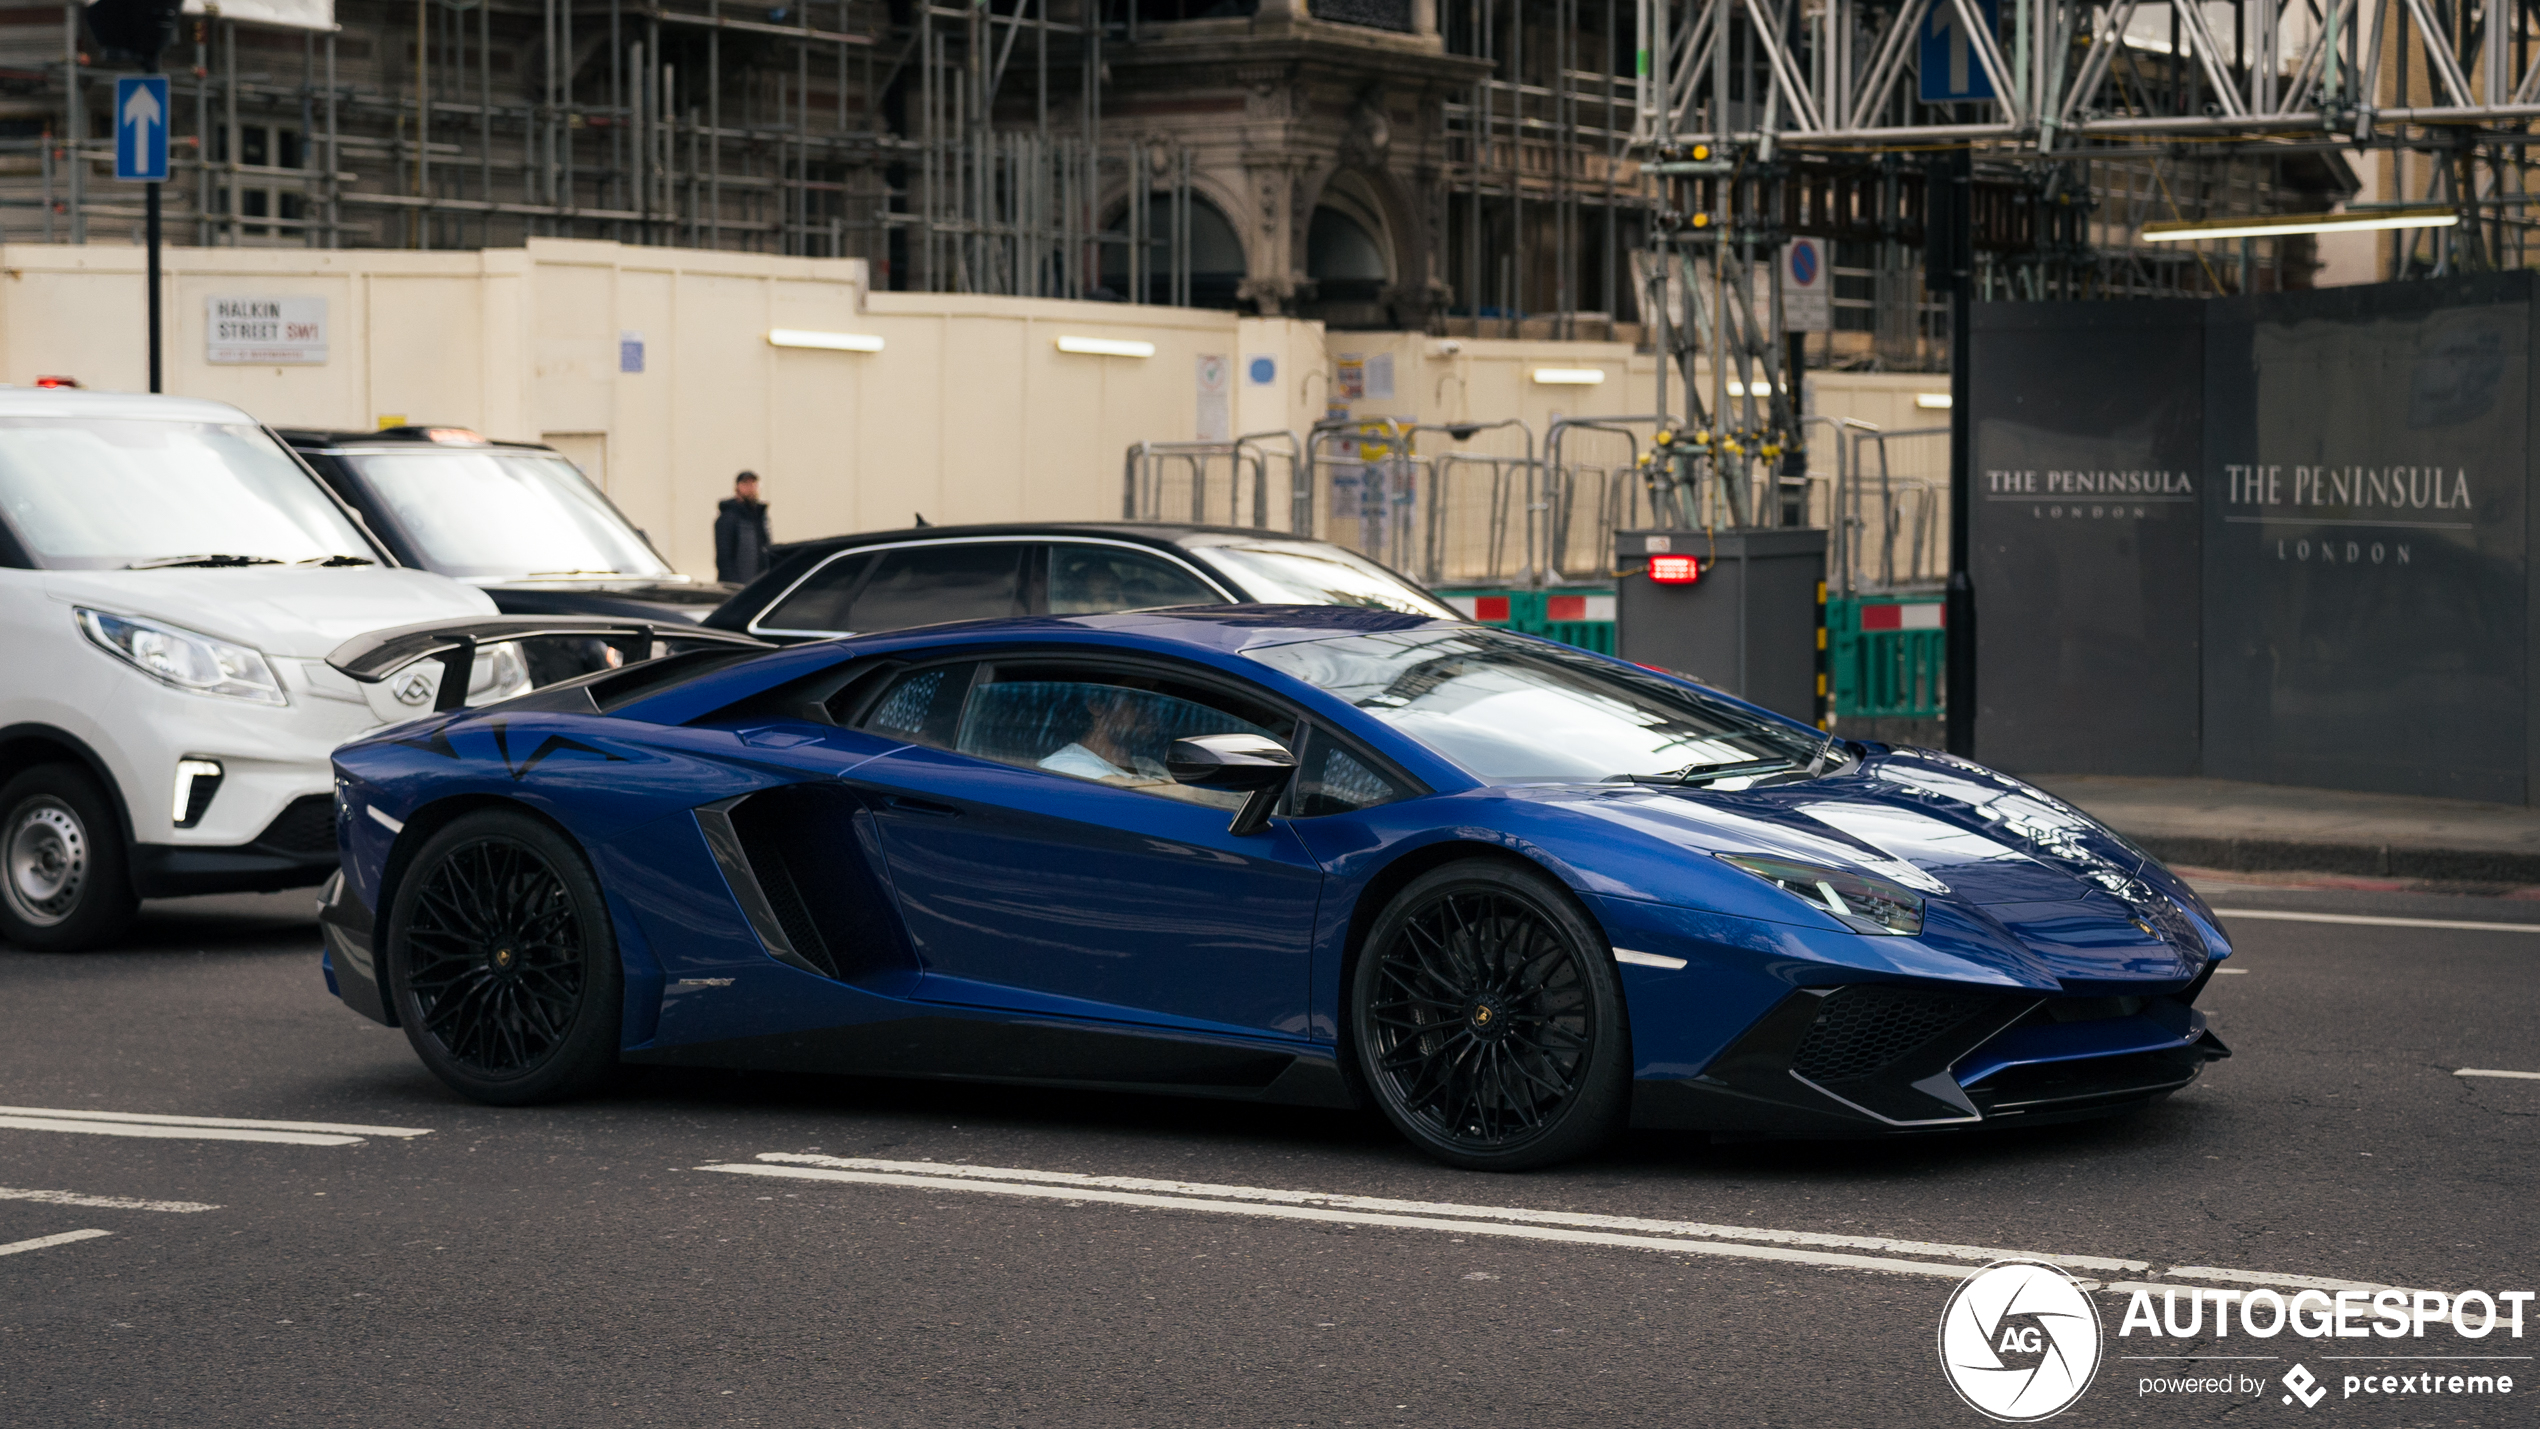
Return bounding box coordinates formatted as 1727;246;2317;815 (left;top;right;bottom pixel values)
767;521;1284;557
852;603;1456;655
276;427;557;453
0;388;258;424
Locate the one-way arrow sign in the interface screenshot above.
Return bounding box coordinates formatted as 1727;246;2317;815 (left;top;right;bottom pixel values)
114;75;168;182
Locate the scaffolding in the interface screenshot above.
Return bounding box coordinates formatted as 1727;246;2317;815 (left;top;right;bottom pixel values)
7;0;1227;302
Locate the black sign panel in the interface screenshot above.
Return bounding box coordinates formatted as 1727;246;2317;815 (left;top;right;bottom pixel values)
1969;300;2205;775
2202;273;2532;803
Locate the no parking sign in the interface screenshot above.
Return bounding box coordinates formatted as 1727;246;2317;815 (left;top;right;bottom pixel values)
1781;238;1830;332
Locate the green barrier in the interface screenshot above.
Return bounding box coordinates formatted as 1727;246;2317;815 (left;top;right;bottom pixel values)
1438;588;1618;656
1826;592;1945;720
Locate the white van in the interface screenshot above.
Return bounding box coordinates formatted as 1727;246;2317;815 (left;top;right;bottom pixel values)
0;389;502;949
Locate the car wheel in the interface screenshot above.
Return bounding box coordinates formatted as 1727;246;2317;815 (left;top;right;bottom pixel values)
384;809;621;1105
0;763;137;951
1349;859;1631;1171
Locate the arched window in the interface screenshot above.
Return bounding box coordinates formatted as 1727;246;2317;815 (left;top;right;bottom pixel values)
1100;194;1248;309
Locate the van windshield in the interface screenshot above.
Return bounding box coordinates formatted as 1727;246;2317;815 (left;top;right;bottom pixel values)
341;448;671;580
0;418;373;569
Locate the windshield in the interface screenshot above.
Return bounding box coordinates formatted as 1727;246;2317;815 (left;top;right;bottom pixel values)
1244;626;1827;784
0;418;372;569
1189;539;1458;618
342;449;670;580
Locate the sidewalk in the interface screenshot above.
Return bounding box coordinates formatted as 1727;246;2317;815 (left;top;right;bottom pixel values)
2031;774;2540;886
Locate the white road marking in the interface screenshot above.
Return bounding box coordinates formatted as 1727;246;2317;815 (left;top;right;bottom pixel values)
0;1105;431;1140
0;1229;110;1258
699;1162;1987;1277
0;1117;362;1146
2456;1068;2540;1081
2209;908;2540;934
716;1157;2143;1279
2214;968;2250;975
703;1154;2445;1301
747;1153;2151;1270
0;1186;218;1213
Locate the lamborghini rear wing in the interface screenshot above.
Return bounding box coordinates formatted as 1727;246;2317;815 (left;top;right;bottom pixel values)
327;616;772;712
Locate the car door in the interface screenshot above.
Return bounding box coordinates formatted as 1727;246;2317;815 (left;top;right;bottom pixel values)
841;652;1324;1038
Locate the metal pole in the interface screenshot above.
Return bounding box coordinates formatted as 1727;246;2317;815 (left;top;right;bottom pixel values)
147;40;163;394
1939;147;1975;757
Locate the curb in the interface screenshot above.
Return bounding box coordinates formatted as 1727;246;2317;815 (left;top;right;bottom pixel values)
2132;834;2540;887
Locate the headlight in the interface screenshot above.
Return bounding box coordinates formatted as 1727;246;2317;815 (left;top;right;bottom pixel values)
76;608;287;706
1720;854;1925;937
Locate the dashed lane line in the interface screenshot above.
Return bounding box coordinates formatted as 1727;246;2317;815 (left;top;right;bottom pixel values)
0;1229;109;1258
2209;908;2540;935
0;1105;431;1147
0;1186;218;1213
698;1154;2450;1300
2456;1068;2540;1081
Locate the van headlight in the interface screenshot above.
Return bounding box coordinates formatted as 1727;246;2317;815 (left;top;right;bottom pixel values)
77;608;287;706
1720;854;1926;936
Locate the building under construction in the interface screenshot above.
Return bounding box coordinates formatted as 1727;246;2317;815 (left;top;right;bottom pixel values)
0;0;2426;368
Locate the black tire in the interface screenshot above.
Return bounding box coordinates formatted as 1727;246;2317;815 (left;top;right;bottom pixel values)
1348;858;1631;1171
384;809;622;1104
0;763;138;952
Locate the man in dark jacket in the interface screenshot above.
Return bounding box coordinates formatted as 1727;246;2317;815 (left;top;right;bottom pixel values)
715;471;772;584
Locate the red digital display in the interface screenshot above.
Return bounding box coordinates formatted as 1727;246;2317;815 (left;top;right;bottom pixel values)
1647;554;1701;584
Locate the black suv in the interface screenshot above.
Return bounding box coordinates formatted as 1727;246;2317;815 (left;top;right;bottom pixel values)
281;426;732;625
701;523;1457;642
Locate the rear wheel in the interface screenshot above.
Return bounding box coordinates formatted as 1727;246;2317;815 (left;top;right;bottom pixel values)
385;809;621;1104
1349;859;1630;1171
0;763;136;951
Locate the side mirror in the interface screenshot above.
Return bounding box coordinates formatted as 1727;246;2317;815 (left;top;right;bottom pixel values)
1167;733;1295;836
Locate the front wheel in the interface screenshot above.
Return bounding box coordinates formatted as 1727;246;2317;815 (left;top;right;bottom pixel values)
1349;859;1630;1171
0;763;137;951
384;809;622;1104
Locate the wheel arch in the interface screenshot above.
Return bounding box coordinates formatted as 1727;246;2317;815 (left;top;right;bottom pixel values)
1329;837;1618;1096
374;792;596;960
0;723;138;881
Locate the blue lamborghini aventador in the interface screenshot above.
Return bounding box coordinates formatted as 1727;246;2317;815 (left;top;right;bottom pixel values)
317;606;2232;1170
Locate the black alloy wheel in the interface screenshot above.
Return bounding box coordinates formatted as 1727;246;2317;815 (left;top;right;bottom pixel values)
1350;859;1629;1171
385;809;622;1104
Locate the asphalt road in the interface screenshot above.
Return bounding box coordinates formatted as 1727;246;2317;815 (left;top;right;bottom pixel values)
0;880;2533;1428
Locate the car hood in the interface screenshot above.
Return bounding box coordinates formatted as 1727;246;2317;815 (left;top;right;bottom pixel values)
43;567;499;658
1531;747;2226;988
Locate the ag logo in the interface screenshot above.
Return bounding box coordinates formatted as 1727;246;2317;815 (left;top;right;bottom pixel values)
389;669;436;707
1939;1260;2103;1421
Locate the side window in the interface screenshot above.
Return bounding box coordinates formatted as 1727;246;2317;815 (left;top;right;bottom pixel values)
954;661;1292;809
849;544;1027;632
1047;544;1223;615
1290;725;1414;818
852;662;975;748
756;552;874;633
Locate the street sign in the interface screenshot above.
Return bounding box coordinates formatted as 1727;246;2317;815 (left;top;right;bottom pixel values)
1782;238;1831;332
114;75;168;182
207;296;328;364
1918;0;2001;103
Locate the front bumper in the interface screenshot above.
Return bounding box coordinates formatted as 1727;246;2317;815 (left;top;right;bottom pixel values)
132;791;340;898
1631;979;2230;1135
317;868;391;1025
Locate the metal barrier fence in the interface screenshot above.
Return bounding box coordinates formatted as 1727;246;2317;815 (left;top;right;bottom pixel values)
1120;414;1936;598
1121;431;1306;531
